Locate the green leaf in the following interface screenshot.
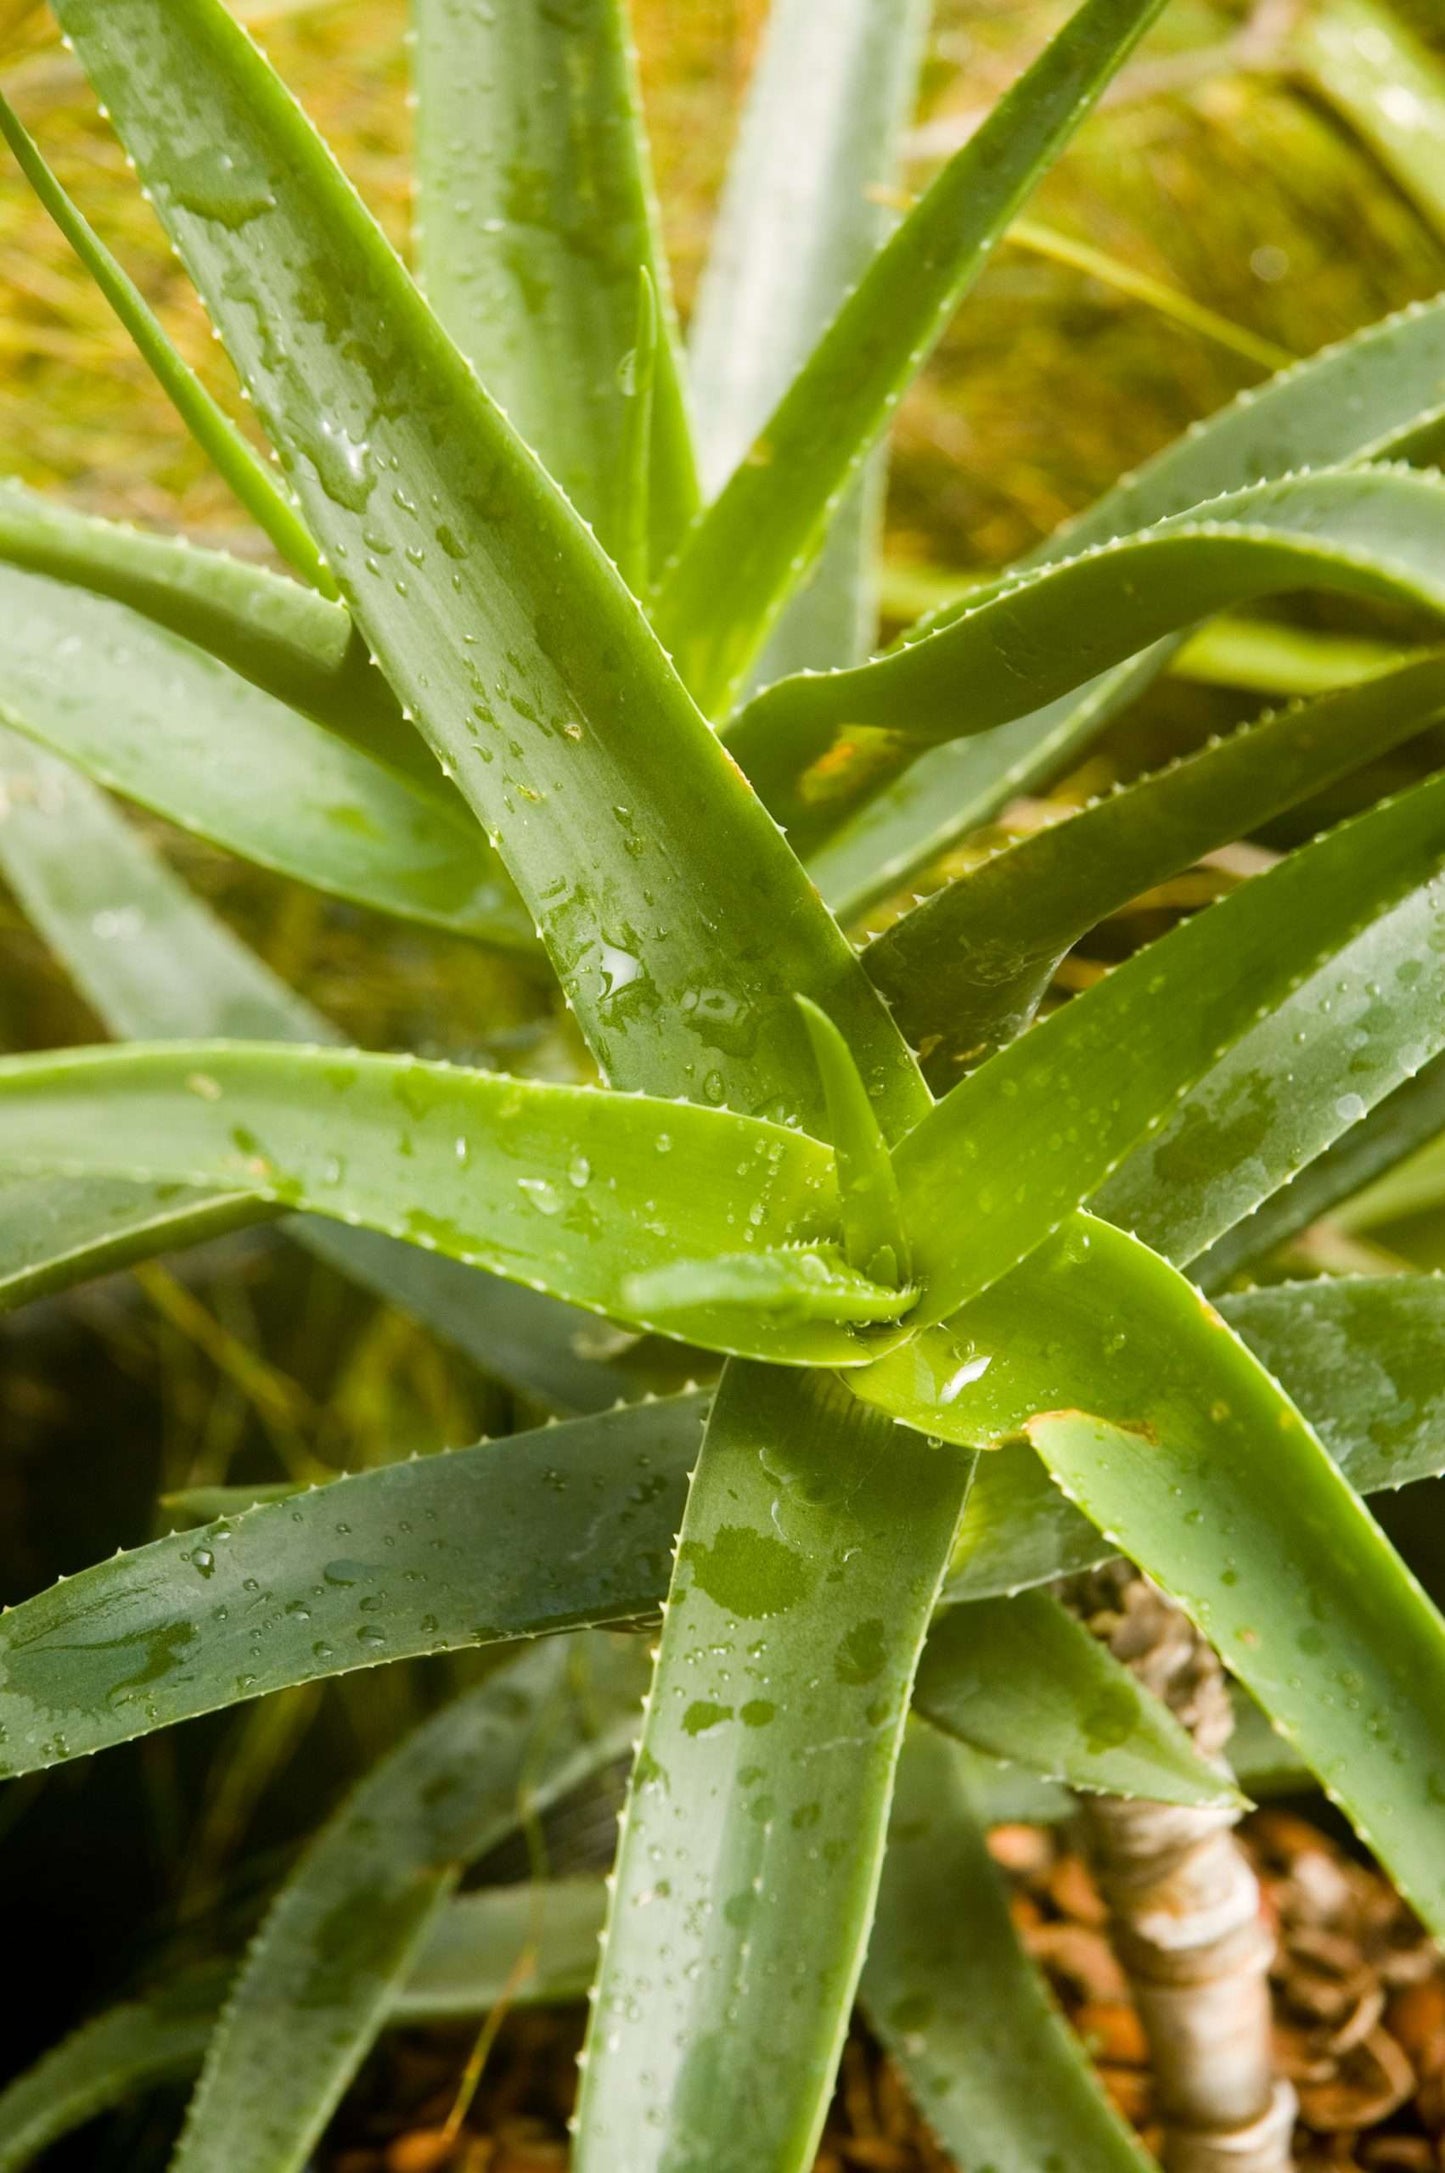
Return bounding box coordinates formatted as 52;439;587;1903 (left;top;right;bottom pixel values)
0;1882;607;2173
0;1040;910;1362
1299;0;1445;241
615;269;658;597
0;567;533;946
172;1637;648;2173
0;1393;705;1779
623;1245;915;1325
868;650;1445;1075
815;289;1445;915
411;0;697;567
395;1877;609;2020
1193;1054;1445;1286
572;1362;972;2173
53;0;922;1137
0;480;423;780
731;467;1445;849
892;766;1445;1328
0;1172;266;1314
863;1725;1154;2173
687;0;930;682
864;1216;1445;1942
948;1269;1445;1602
0;89;328;591
651;0;1170;712
913;1591;1239;1806
795;994;909;1284
1096;855;1445;1274
0;730;641;1410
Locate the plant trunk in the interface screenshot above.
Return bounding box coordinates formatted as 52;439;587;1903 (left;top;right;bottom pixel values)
1067;1566;1296;2172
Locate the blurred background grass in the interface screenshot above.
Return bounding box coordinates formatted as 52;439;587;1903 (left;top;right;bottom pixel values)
0;0;1443;2153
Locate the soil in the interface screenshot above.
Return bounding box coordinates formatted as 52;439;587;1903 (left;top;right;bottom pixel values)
319;1808;1445;2173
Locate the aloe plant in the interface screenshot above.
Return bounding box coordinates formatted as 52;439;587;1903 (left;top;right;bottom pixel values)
3;0;1445;2167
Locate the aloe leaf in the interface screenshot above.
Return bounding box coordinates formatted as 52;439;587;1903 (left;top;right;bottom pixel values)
0;1040;914;1362
395;1877;609;2019
615;269;658;598
53;0;921;1138
0;1394;705;1779
0;564;532;945
893;766;1445;1327
0;731;637;1409
0;89;327;590
913;1592;1239;1806
0;1882;608;2173
623;1245;915;1325
818;289;1445;915
1173;614;1416;697
0;481;423;778
949;1269;1445;1602
651;0;1169;713
1096;856;1445;1274
0;1173;266;1312
1299;0;1445;241
9;1271;1445;1777
809;652;1161;923
1193;1051;1445;1286
864;1215;1445;1939
731;467;1445;848
687;0;930;682
411;0;697;567
0;1972;225;2173
868;650;1445;1073
863;1725;1154;2173
796;995;909;1283
171;1637;648;2173
573;1362;972;2173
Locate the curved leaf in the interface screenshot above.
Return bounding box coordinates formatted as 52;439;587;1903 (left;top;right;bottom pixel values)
913;1592;1238;1806
0;1882;607;2173
172;1637;647;2173
572;1362;972;2173
893;768;1445;1327
0;1040;910;1362
868;650;1445;1073
0;1393;705;1779
651;0;1170;711
52;0;922;1138
1097;855;1445;1273
864;1216;1445;1941
731;467;1445;847
863;1725;1154;2173
796;994;909;1283
0;564;532;946
0;481;422;779
412;0;697;566
0;730;640;1410
817;289;1445;914
687;0;930;681
0;89;327;590
950;1269;1445;1601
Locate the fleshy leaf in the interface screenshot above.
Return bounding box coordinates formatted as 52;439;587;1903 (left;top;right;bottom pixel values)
869;650;1445;1074
796;994;910;1284
863;1725;1154;2173
732;467;1445;849
411;0;697;566
572;1363;972;2173
652;0;1170;711
623;1245;915;1325
893;767;1445;1326
51;0;922;1137
913;1592;1239;1806
0;89;328;590
0;1040;892;1363
171;1638;647;2173
0;566;532;946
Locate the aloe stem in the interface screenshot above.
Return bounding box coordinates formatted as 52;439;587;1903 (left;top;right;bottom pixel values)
1067;1566;1295;2172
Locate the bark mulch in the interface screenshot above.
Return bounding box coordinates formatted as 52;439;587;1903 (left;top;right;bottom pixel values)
321;1808;1445;2172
